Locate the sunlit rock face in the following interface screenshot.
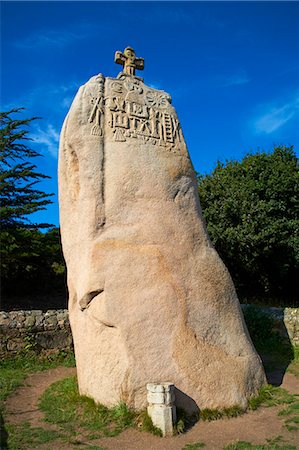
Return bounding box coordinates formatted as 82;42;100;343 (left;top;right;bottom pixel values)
58;67;266;413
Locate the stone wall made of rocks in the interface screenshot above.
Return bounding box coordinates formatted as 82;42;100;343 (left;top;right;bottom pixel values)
0;306;298;357
0;309;72;356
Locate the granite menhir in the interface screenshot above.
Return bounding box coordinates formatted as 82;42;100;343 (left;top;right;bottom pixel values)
58;47;266;413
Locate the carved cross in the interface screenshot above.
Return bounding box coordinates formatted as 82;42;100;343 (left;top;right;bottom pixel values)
114;47;144;76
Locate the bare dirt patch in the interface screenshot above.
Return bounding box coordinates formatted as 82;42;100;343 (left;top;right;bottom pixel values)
4;368;299;450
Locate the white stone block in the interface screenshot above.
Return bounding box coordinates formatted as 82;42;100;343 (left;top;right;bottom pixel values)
147;382;176;436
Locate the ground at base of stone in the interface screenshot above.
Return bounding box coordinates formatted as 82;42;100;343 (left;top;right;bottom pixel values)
3;367;299;450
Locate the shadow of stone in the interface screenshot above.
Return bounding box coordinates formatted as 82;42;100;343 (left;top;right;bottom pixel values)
243;305;294;387
0;413;8;449
174;387;199;431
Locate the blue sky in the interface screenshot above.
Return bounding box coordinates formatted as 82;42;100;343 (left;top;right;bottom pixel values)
1;1;299;227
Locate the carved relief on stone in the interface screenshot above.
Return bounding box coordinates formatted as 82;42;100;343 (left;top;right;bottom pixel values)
89;96;104;136
104;77;181;148
125;78;143;94
83;74;105;137
114;47;144;76
145;91;172;108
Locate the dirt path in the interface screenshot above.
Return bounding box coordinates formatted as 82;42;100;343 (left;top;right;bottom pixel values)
5;366;76;428
4;368;299;450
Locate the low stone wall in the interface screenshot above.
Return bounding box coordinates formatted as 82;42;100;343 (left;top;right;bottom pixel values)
0;309;72;357
0;306;298;357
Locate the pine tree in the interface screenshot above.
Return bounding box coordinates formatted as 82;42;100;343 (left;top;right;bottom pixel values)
0;109;58;298
0;108;53;229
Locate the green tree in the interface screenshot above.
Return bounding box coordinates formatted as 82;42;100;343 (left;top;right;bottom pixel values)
198;145;298;304
0;109;65;301
0;108;52;228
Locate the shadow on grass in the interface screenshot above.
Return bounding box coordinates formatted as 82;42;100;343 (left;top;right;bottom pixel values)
243;305;294;386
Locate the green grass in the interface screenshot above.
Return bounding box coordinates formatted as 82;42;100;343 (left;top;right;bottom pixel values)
248;385;296;411
195;388;293;424
181;442;206;449
5;421;62;450
199;405;244;421
287;345;299;377
223;441;296;450
278;398;299;431
0;350;75;414
135;410;163;436
223;435;296;450
39;375;137;439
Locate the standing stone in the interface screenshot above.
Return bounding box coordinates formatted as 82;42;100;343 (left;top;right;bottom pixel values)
58;47;266;414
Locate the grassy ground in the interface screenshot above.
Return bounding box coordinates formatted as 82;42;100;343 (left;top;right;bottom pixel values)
0;350;75;413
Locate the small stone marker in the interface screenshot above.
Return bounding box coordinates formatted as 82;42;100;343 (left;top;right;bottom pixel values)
147;382;176;436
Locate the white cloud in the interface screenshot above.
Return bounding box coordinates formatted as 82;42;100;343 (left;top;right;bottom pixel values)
15;24;97;49
253;95;299;134
1;82;78;111
60;96;74;109
223;70;250;87
30;124;60;158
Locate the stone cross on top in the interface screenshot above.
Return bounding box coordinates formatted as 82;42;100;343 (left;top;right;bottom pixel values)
114;47;144;76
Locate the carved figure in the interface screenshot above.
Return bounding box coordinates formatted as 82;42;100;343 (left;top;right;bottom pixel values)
115;47;144;76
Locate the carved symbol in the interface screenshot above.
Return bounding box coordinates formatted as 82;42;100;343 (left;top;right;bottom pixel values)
111;81;123;94
163;113;174;143
126;79;143;94
114;47;144;76
145;91;156;106
89;96;104;136
160;96;168;108
114;128;126;142
106;97;117;111
138;121;151;137
114;112;129;128
127;102;148;118
115;97;126;112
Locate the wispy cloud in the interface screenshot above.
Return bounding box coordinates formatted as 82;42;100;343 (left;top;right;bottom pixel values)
1;82;79;112
253;95;299;134
30;124;60;157
223;70;250;87
15;24;97;49
60;96;73;109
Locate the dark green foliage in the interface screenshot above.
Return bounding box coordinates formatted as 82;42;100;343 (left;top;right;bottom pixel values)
242;305;294;366
198;146;298;305
242;305;275;344
0;108;52;228
1;226;66;298
0;109;66;300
